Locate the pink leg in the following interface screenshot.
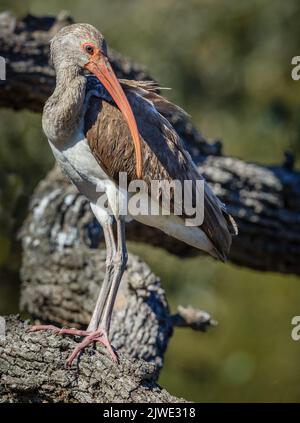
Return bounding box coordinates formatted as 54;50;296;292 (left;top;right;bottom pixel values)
27;219;125;367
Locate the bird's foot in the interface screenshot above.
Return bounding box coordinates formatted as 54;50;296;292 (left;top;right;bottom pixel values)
28;324;118;366
66;328;118;367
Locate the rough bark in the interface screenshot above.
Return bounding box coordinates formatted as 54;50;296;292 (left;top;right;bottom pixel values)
1;11;300;275
0;316;185;403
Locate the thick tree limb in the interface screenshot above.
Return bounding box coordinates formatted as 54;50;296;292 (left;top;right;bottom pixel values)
0;316;186;403
1;11;300;276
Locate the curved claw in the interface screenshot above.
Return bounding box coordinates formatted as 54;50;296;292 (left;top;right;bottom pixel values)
66;329;118;367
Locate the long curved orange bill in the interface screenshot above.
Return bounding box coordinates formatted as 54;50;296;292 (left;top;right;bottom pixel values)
85;52;142;179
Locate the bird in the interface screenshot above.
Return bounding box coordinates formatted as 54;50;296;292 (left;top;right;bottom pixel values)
29;23;237;366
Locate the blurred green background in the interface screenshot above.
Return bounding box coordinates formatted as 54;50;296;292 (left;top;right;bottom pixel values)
1;0;300;402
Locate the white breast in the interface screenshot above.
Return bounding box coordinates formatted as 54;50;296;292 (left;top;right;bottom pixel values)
49;129;113;201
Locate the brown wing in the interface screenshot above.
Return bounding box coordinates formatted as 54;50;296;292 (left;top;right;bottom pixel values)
84;80;237;259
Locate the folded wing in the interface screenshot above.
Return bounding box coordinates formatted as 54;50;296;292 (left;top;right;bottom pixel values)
84;78;237;260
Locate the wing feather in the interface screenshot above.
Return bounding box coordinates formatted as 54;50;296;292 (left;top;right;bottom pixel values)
84;79;237;259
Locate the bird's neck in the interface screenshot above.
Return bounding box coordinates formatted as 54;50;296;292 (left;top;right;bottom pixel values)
42;66;87;146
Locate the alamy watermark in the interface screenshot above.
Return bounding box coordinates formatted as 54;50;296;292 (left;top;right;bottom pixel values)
0;56;6;81
291;316;300;341
291;56;300;81
0;317;5;341
95;172;205;226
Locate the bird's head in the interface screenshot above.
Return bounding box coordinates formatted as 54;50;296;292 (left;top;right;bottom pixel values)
50;23;142;178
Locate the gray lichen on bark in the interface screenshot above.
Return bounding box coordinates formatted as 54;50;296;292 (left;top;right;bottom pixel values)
0;316;185;403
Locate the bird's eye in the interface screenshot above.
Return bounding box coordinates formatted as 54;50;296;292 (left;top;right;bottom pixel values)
85;44;94;54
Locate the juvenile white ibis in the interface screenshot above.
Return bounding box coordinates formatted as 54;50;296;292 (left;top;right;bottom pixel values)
30;23;237;366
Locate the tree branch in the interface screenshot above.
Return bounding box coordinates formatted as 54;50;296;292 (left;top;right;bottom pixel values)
0;316;186;403
170;306;217;332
